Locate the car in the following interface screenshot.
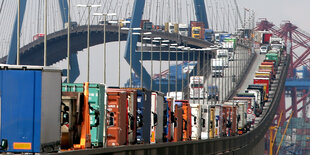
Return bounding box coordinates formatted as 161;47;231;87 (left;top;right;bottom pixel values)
260;45;268;54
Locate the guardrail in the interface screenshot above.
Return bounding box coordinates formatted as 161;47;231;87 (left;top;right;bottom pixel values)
57;54;289;154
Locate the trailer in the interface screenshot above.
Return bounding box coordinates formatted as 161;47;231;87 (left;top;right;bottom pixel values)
163;97;174;142
200;104;209;140
136;89;152;144
172;102;183;142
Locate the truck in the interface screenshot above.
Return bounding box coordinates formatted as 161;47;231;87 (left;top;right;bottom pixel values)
253;78;270;96
65;21;78;29
163;97;174;142
165;22;176;33
190;21;205;39
211;59;224;77
173;102;183;142
150;92;164;143
136;89;152;144
189;76;205;99
190;104;201;140
209;105;222;138
216;49;229;67
221;42;235;61
200;104;209;139
262;33;273;44
221;104;238;136
178;24;188;36
205;29;215;42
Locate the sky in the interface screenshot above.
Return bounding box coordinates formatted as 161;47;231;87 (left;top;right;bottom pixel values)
238;0;310;32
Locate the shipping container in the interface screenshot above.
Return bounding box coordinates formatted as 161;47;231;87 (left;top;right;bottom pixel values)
265;53;279;67
190;104;201;140
172;102;183;142
255;71;272;80
262;33;273;44
136;89;152;144
227;100;248;135
62;83;106;147
0;65;61;153
150;92;164;143
200;104;209;140
106;89;128;146
163;97;174;142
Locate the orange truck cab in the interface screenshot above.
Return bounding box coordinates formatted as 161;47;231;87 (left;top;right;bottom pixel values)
172;103;183;142
106;89;128;146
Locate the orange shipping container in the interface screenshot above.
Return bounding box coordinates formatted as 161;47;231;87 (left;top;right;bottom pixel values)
172;104;183;142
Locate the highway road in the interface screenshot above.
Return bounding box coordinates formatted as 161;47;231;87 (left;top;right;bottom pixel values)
190;45;253;104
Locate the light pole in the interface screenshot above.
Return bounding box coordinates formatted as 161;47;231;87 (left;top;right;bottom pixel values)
67;0;71;83
153;37;163;92
133;32;152;88
182;47;190;99
44;0;47;66
168;44;176;94
17;0;20;65
108;20;131;87
121;27;142;88
77;4;101;82
93;12;116;84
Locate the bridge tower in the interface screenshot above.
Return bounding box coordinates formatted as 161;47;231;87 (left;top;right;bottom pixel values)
124;0;209;90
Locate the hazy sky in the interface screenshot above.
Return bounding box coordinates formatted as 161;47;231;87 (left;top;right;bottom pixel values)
238;0;310;32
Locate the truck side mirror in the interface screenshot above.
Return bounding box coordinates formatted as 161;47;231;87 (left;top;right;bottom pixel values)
0;139;8;150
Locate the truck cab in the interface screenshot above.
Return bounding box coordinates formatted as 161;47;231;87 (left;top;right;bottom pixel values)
192;27;201;39
211;59;224;77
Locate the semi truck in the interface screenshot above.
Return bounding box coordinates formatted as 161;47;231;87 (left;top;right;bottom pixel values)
189;76;205;99
211;59;224;77
190;21;205;39
178;24;188;36
216;49;229;67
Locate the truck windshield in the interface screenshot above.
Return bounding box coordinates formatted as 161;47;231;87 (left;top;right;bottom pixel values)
217;55;227;58
212;66;224;70
191;84;204;88
179;28;187;31
193;29;200;34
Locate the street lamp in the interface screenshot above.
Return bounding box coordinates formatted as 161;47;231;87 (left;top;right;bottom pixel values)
108;20;130;87
93;12;116;84
121;27;142;88
77;4;101;82
133;32;152;88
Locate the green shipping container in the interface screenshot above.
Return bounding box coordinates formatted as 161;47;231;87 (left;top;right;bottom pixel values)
62;83;106;147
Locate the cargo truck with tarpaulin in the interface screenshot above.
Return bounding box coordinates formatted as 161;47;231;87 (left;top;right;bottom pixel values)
190;104;201;140
106;89;128;146
62;83;106;147
245;89;263;113
0;65;62;153
150;92;164;143
136;89;151;144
